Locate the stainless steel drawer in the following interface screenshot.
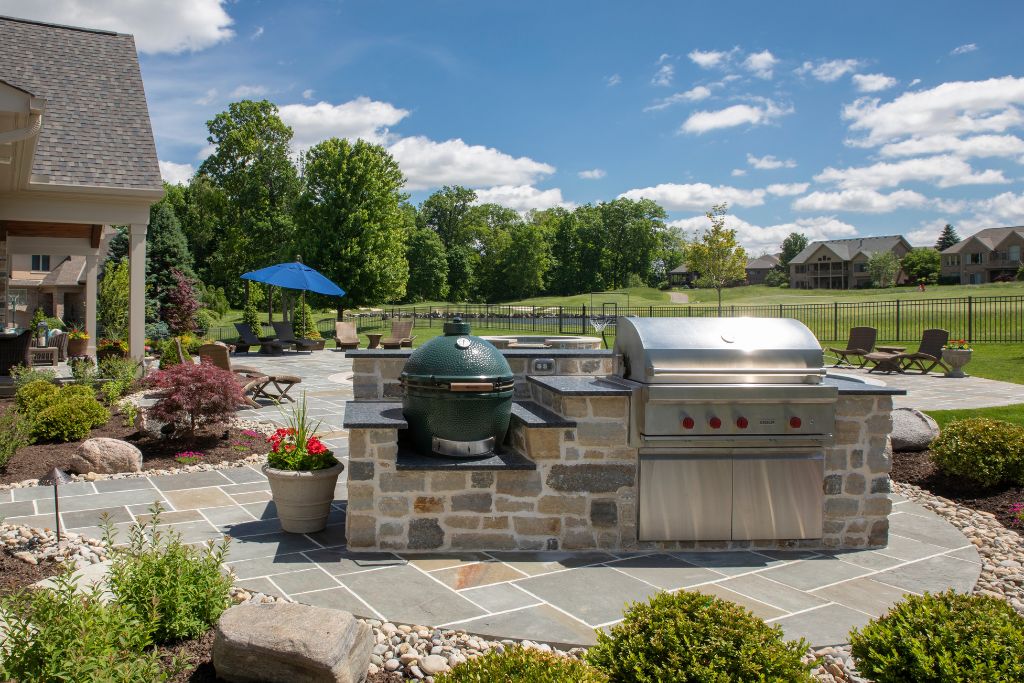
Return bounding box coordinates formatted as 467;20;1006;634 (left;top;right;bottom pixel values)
638;454;732;541
732;454;823;540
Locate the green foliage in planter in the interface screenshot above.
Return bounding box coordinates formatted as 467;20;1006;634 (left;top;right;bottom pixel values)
103;504;232;644
439;647;607;683
0;408;34;469
850;591;1024;683
585;591;813;683
0;573;169;683
931;418;1024;486
32;395;110;443
15;379;59;415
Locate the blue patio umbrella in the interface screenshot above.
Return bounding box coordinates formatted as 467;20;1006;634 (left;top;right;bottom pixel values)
241;261;346;327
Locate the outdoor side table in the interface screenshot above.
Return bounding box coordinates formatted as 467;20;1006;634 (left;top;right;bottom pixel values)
30;346;58;367
876;345;906;354
367;333;383;349
865;351;904;374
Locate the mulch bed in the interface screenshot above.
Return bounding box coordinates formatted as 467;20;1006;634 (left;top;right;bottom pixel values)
891;448;1024;530
0;397;269;486
0;549;62;598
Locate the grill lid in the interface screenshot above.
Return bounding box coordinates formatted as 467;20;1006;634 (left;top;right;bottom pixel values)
401;317;514;389
615;317;825;385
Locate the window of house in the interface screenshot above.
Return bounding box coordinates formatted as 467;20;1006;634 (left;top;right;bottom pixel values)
945;254;960;266
1010;245;1021;262
30;255;51;271
795;265;806;274
854;263;867;273
968;252;983;265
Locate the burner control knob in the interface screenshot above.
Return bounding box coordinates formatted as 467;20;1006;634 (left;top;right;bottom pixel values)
709;416;722;429
681;416;695;429
789;416;802;429
736;417;749;429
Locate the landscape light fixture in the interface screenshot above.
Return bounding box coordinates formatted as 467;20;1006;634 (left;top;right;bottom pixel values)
38;467;72;541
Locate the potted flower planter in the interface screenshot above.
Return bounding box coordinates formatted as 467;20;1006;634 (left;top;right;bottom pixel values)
942;348;972;378
263;462;344;533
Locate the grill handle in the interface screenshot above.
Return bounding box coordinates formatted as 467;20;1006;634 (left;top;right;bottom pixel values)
449;382;498;392
648;367;827;377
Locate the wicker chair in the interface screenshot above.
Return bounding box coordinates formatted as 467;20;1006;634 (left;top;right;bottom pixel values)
50;331;68;362
0;330;33;376
381;320;415;349
826;327;877;368
333;321;360;350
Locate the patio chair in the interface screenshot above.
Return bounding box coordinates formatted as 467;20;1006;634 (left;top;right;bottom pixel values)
0;330;32;376
234;323;286;355
50;331;68;362
333;321;360;350
380;320;415;349
893;329;951;375
826;327;877;368
196;343;271;408
272;321;319;353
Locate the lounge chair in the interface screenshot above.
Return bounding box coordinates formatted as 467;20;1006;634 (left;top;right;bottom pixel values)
234;323;286;355
895;329;951;375
380;320;415;349
0;330;32;376
333;321;360;350
272;321;319;353
196;343;271;408
827;327;877;368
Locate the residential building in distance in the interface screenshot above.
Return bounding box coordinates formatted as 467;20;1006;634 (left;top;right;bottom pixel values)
788;236;912;289
746;253;780;285
667;263;696;287
939;226;1024;284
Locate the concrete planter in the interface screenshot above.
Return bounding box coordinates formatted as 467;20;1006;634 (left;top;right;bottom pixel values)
263;462;345;533
67;337;89;357
941;348;972;378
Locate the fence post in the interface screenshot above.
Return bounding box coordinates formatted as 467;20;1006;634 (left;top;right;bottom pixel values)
968;296;973;342
832;302;838;341
558;306;563;334
895;299;900;341
778;303;783;319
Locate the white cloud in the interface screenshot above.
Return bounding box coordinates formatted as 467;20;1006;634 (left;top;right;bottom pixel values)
474;185;574;211
652;64;674;87
606;74;622;87
797;59;862;82
743;50;778;79
852;73;897;93
688;49;731;69
159;160;194;185
0;0;234;53
766;182;810;196
731;169;747;177
250;26;264;40
792;189;931;213
669;214;858;253
905;218;952;246
643;86;712;112
195;144;216;160
681;99;792;134
279;97;410;149
909;78;922;87
619;183;767;211
302;89;315;100
747;153;797;170
951;43;978;56
578;168;606;180
814;155;1009;190
229;84;268;98
879;134;1024;159
973;191;1024;223
843;76;1024;146
195;88;217;105
388;137;555;191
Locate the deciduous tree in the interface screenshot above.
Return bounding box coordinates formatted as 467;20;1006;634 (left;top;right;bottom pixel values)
779;232;808;270
901;248;941;285
867;251;900;288
404;226;449;302
684;204;748;314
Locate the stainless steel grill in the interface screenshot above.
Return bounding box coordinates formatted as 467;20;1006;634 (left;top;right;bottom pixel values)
612;317;837;543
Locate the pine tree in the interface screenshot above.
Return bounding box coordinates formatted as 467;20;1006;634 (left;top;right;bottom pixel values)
148;200;197;314
935;224;961;252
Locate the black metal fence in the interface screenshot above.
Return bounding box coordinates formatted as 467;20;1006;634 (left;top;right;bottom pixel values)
342;295;1024;343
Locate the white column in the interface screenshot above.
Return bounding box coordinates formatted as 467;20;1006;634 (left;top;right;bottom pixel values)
84;254;98;356
128;223;147;360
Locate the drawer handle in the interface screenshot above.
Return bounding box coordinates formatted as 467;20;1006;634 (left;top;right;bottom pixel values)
449;382;494;392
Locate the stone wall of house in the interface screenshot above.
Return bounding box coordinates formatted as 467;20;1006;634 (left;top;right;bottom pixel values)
345;391;894;552
0;239;7;326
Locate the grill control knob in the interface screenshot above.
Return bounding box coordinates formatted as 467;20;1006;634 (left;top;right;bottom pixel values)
681;416;695;429
790;416;802;429
736;417;749;429
709;417;722;429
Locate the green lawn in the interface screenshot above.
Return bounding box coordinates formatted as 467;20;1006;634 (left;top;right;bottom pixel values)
924;404;1024;430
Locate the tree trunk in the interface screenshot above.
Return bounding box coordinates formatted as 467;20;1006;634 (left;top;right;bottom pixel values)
717;286;723;316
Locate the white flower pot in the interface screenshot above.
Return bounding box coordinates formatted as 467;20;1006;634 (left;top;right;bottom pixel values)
262;462;345;533
942;348;972;378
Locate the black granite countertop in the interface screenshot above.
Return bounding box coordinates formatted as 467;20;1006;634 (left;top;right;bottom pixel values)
527;375;634;396
511;401;576;428
396;445;536;471
346;348;613;359
342;402;407;429
824;374;907;396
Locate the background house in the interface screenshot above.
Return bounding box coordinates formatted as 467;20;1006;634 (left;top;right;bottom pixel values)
940;226;1024;284
745;254;780;285
789;236;912;289
667;263;696;287
0;16;162;357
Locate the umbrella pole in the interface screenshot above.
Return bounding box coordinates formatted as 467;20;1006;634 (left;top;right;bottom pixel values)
301;290;306;335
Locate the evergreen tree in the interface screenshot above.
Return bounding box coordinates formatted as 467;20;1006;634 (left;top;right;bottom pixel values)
147;199;196;316
935;224;961;252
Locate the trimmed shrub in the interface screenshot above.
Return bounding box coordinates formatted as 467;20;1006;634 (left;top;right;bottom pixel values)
32;395;110;443
15;379;59;415
585;591;813;683
850;591;1024;682
439;647;606;683
104;504;232;644
147;361;244;437
931;418;1024;487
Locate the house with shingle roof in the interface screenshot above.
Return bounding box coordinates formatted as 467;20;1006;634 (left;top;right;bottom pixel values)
0;15;162;358
939;226;1024;284
788;235;912;289
745;253;780;285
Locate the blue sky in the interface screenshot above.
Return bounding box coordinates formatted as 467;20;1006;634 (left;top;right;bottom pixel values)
5;0;1024;252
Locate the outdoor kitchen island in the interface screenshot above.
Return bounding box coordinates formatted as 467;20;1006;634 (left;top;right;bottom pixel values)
343;318;903;553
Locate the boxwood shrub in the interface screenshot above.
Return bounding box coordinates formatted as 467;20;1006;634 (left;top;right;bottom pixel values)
439;647;606;683
930;418;1024;486
850;591;1024;682
14;379;59;415
585;591;813;682
32;395;110;443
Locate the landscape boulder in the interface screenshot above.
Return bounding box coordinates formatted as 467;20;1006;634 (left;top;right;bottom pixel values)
890;408;940;452
213;602;372;683
68;438;142;474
